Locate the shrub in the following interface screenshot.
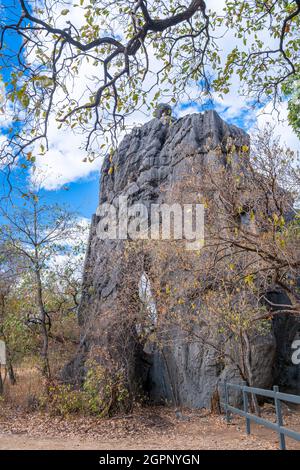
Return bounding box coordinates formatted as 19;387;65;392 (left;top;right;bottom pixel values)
46;360;129;417
47;383;83;416
82;360;129;417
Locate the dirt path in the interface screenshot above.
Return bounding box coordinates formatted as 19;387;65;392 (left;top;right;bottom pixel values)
1;406;300;450
0;430;279;450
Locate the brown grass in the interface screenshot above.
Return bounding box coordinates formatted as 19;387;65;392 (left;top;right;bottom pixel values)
3;365;44;410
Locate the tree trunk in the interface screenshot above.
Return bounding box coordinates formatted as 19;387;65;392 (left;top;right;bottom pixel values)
35;266;50;379
5;344;16;385
242;331;260;416
7;361;16;385
210;387;221;414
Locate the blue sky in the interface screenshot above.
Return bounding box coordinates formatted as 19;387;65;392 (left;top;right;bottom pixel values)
1;0;299;220
0;0;100;218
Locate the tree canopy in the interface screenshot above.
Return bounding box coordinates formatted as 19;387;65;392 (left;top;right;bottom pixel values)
0;0;299;169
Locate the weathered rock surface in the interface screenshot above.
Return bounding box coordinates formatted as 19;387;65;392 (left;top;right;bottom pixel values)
75;109;299;407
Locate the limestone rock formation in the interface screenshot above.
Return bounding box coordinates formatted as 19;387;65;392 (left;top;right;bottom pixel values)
72;109;299;408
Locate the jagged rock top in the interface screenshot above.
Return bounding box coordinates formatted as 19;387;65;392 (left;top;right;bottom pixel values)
100;110;249;205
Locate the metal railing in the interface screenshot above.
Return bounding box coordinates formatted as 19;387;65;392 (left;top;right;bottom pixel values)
221;382;300;450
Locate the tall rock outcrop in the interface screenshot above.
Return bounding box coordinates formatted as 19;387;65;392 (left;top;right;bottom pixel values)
73;109;299;407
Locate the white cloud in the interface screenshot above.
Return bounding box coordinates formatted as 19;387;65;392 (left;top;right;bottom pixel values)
0;80;14;129
47;216;90;277
0;81;17;168
254;101;300;154
31;125;100;190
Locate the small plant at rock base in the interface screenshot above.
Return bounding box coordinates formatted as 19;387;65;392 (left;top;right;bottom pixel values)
82;360;129;417
46;360;129;417
47;383;83;416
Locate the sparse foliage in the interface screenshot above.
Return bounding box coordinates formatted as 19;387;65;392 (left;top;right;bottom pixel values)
0;0;299;173
0;189;86;378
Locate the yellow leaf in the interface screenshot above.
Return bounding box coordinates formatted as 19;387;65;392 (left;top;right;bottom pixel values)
244;274;254;285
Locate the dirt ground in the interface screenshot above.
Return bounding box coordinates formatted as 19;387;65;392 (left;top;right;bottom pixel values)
1;404;300;450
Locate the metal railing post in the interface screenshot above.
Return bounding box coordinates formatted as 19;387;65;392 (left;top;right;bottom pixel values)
273;385;286;450
224;381;231;423
242;382;251;435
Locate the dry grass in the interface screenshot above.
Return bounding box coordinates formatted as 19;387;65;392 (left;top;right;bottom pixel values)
2;324;80;411
3;365;44;410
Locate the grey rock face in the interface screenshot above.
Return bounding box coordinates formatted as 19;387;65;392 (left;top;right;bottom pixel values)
269;291;300;394
76;110;298;407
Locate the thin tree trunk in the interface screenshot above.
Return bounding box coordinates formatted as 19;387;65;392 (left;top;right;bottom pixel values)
5;343;16;385
35;266;50;379
7;361;16;385
32;201;51;380
242;331;260;416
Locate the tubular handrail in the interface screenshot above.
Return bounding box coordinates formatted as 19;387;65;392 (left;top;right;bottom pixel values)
221;382;300;450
